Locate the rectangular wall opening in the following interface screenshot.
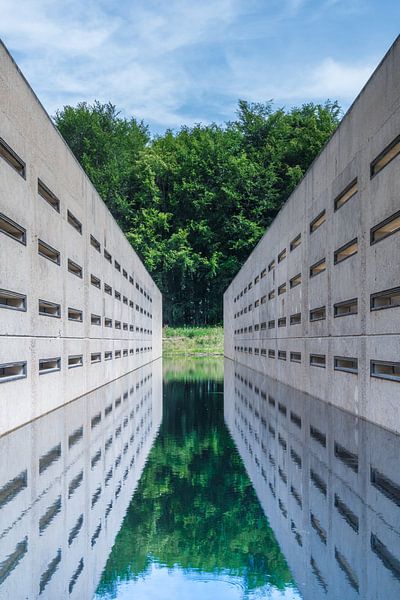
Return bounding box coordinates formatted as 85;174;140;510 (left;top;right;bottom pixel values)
0;213;26;245
39;299;61;318
0;137;25;177
371;135;400;177
334;298;358;317
310;210;326;233
290;352;301;363
334;356;358;374
290;273;301;288
334;179;358;210
39;358;61;375
278;350;287;361
38;179;60;212
67;259;82;278
278;317;286;327
90;235;101;252
310;306;326;321
38;240;60;265
310;258;326;278
0;362;27;383
371;286;400;311
371;210;400;244
91;314;101;326
290;313;301;325
67;210;82;234
371;360;400;382
278;248;286;262
91;274;101;289
334;238;358;264
310;354;326;368
0;289;26;311
290;234;301;251
91;353;101;363
68;307;82;322
68;355;83;369
104;249;112;263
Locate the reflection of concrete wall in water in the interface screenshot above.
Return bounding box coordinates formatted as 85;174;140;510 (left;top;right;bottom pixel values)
224;359;400;600
224;37;400;433
0;360;162;600
0;41;162;435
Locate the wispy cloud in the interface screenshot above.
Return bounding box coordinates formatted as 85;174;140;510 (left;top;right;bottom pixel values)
0;0;397;130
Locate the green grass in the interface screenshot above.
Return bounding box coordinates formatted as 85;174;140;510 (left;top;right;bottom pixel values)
163;326;224;356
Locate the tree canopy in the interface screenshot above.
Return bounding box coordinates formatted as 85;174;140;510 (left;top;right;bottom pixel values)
55;99;340;325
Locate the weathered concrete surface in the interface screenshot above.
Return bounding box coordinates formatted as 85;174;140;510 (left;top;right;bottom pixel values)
0;42;162;434
224;37;400;432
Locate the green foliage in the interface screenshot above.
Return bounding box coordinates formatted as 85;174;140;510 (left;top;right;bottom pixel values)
55;99;340;325
163;326;224;356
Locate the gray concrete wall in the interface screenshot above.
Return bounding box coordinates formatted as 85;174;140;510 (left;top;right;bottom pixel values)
0;42;162;435
224;36;400;433
224;359;400;600
0;359;162;599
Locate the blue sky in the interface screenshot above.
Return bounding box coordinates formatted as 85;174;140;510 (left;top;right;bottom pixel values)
0;0;399;133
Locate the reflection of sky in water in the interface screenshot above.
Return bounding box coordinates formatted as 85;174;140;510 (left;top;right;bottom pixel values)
96;562;301;600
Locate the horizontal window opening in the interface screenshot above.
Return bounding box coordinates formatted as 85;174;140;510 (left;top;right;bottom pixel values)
129;275;134;284
0;471;27;511
334;356;358;374
39;357;61;375
39;497;62;535
278;283;287;295
123;323;128;331
115;350;121;359
115;291;121;301
67;210;82;234
371;534;400;581
67;258;82;278
39;548;62;594
261;268;266;278
290;234;301;251
278;248;286;262
334;298;358;317
310;512;327;545
310;354;326;368
0;213;26;244
91;352;101;363
310;469;326;496
371;359;400;382
0;136;25;177
91;314;101;326
260;321;266;330
90;235;101;252
371;286;400;311
123;296;128;305
261;348;266;356
268;260;275;271
334;442;358;472
254;323;260;331
334;548;359;593
0;361;27;383
39;444;61;474
38;240;60;265
104;249;112;263
123;349;128;357
68;307;82;322
123;269;128;279
310;258;326;278
268;349;275;358
39;299;61;318
91;413;101;429
334;178;358;211
291;448;302;468
370;467;400;506
310;557;327;593
290;313;301;325
268;290;275;300
335;494;359;532
254;299;259;308
114;260;121;271
91;274;101;289
310;306;326;321
68;355;83;369
130;348;134;354
0;288;26;311
371;210;400;244
278;350;287;361
334;238;358;264
105;351;113;361
278;317;286;327
104;283;112;295
104;317;112;328
290;352;301;363
290;273;301;288
310;210;326;233
68;514;84;546
115;320;121;329
371;134;400;177
268;320;275;329
290;412;302;429
310;425;326;447
38;179;60;212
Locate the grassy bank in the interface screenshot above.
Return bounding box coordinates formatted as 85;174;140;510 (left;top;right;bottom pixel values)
163;326;224;356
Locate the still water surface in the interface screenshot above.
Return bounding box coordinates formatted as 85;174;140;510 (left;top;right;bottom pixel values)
0;358;399;599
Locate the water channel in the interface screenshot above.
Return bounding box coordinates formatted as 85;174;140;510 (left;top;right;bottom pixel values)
0;358;399;599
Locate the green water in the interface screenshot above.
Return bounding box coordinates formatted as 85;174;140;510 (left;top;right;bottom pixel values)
94;359;300;600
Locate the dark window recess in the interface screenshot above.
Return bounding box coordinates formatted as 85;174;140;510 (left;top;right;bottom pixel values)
0;470;27;509
268;260;275;271
371;135;400;177
39;299;60;318
268;349;275;358
278;248;287;262
268;319;275;329
290;411;302;427
114;260;121;271
91;523;102;547
68;514;83;546
67;259;82;278
290;273;301;288
0;289;26;311
68;426;83;449
310;557;328;593
104;283;112;295
104;249;112;263
310;512;327;545
278;283;287;295
38;240;60;265
68;307;82;322
0;136;25;177
39;548;62;594
290;234;301;251
310;354;326;368
370;534;400;581
67;210;82;234
39;444;61;474
371;287;400;311
38;179;60;212
290;352;301;363
334;238;358;264
334;548;359;593
39;357;61;375
334;179;358;210
91;412;101;429
291;485;303;508
39;496;61;534
91;314;101;326
68;471;83;498
68;355;83;369
0;213;26;244
91;274;101;289
91;352;101;363
310;425;326;447
334;356;358;374
371;360;400;382
310;258;326;277
310;469;327;496
278;317;286;327
90;235;101;252
291;448;302;468
69;558;84;595
310;306;326;321
310;210;326;233
278;403;287;417
278;350;287;361
334;494;359;532
371;210;400;244
370;467;400;506
334;442;359;472
334;298;358;317
290;313;301;325
105;351;112;361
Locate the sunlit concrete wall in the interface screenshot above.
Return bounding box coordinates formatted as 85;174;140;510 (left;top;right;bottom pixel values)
0;360;162;599
224;359;400;600
0;41;162;434
224;36;400;431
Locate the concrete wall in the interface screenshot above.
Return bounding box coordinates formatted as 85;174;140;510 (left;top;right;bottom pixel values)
0;359;162;600
224;36;400;432
224;359;400;600
0;42;162;434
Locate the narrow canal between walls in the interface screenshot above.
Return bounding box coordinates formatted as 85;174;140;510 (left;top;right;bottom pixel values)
0;358;399;599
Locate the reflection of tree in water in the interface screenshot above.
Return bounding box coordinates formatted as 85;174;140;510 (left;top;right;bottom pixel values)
97;378;295;597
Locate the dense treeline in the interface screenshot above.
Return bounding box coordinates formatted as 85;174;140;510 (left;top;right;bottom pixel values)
55;99;340;325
